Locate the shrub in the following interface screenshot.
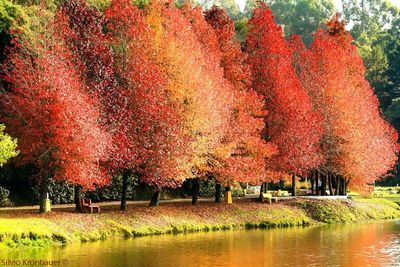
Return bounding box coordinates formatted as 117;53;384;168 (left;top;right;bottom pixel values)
199;179;216;198
85;175;138;202
0;186;13;207
33;180;74;204
231;187;244;197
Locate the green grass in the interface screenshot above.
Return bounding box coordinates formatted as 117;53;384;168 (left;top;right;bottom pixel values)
296;198;400;224
374;186;400;191
0;219;70;249
382;196;400;204
0;198;399;249
349;187;400;204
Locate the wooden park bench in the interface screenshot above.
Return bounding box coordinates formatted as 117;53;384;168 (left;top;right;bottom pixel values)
261;193;278;203
81;199;100;213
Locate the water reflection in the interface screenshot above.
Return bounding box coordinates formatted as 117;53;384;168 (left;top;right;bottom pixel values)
0;220;399;267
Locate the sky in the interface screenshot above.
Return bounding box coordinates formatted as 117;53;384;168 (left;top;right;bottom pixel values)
235;0;400;12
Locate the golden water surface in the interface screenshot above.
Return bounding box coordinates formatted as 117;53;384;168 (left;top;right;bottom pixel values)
1;220;399;267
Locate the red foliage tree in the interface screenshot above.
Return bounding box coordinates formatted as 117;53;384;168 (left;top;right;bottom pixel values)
146;1;234;188
58;0;113;93
246;3;324;190
1;14;110;212
291;14;399;191
204;6;277;193
144;2;237;204
58;0;121;125
105;0;191;207
57;0;126;210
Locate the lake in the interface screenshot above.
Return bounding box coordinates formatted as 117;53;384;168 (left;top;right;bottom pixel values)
1;220;399;267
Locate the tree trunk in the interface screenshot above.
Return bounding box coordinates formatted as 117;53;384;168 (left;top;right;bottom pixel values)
334;175;339;195
192;178;200;205
321;173;327;196
310;177;314;195
315;171;320;196
149;190;161;207
328;173;334;196
120;170;130;210
39;176;49;213
338;176;344;196
74;185;82;212
292;173;297;196
215;182;222;203
341;177;344;195
259;183;264;201
340;177;347;195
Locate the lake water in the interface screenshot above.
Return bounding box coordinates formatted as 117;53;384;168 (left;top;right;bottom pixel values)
1;220;399;267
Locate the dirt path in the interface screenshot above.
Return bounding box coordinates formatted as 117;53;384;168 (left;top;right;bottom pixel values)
0;195;349;211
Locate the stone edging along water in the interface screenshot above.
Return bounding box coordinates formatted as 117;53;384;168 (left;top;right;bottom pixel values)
0;198;399;249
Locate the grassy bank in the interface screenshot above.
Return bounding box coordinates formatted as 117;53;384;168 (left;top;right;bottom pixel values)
0;198;399;248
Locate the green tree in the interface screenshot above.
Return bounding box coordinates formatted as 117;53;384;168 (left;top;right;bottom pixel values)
357;33;390;97
342;0;399;109
0;0;26;33
0;124;18;167
194;0;241;19
0;0;27;63
342;0;398;38
385;17;400;99
244;0;335;46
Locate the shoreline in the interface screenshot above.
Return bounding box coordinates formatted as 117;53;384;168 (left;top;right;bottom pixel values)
0;198;399;249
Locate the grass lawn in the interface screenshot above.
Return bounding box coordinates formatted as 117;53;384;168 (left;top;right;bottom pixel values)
0;197;399;249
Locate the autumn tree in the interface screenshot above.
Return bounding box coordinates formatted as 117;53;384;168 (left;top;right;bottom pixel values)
59;0;117;118
291;14;399;193
246;3;324;196
57;0;121;211
146;1;234;204
106;0;191;207
204;6;277;202
59;0;147;210
0;10;110;213
180;3;235;204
